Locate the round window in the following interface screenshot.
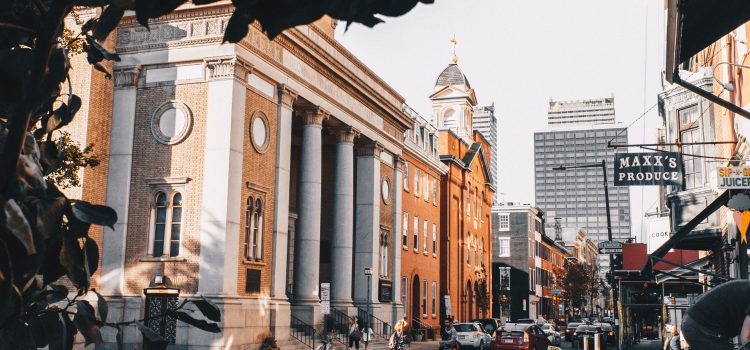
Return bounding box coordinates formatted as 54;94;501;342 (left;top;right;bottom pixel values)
381;176;391;204
250;112;270;153
150;101;193;145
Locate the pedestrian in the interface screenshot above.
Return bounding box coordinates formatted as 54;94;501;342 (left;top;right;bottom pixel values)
440;319;458;350
389;319;407;350
362;324;373;347
664;325;673;350
348;317;361;350
668;325;682;350
681;280;750;350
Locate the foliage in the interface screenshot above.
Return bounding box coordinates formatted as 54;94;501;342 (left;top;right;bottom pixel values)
45;132;100;189
0;0;429;348
553;262;598;309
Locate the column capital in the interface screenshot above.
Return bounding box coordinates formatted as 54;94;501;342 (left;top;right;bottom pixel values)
331;126;360;144
394;155;405;171
278;84;298;108
114;65;141;88
205;56;252;81
297;106;330;126
356;142;383;157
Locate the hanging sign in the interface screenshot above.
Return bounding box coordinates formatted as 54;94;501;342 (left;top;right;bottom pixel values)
646;217;671;254
718;167;750;188
614;152;682;186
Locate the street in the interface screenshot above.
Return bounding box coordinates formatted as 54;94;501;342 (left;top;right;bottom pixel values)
406;339;664;350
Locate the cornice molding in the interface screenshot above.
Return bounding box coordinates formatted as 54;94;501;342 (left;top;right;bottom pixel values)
278;84;299;108
114;65;142;88
204;56;252;81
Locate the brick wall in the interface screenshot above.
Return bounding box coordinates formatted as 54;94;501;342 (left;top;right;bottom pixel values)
236;85;279;297
124;81;208;294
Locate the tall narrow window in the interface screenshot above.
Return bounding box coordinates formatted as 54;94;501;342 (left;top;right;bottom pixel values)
404;162;409;191
414;168;420;197
403;212;409;247
432;223;437;255
466;237;471;265
244;197;264;260
678;105;703;189
151;191;183;257
498;237;510;257
380;232;389;277
423;219;428;253
413;216;419;251
422;280;428;316
479;238;484;267
402;276;408;312
431;281;437;316
423;173;429;202
498;214;510;231
432;179;438;205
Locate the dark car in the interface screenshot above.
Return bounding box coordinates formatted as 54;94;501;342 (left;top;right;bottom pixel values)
594;322;615;345
572;325;606;349
471;318;502;335
564;322;582;341
493;324;550;350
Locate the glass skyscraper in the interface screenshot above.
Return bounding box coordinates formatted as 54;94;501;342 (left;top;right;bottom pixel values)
534;97;631;271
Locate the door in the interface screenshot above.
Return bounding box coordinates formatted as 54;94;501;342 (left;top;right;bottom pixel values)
412;275;421;327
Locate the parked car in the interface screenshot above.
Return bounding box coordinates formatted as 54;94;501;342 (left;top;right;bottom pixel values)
493;323;550;350
594;322;615;345
563;322;582;341
540;323;561;346
515;318;535;324
471;318;503;335
571;325;606;349
453;323;492;350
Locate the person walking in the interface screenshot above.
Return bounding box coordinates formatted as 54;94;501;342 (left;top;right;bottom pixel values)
440;319;458;350
348;317;361;350
668;326;682;350
389;319;407;350
681;280;750;350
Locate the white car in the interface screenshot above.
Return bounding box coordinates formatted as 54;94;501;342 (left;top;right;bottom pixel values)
453;322;492;350
540;323;561;346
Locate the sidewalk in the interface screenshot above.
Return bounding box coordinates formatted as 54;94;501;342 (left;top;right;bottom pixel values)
405;340;440;349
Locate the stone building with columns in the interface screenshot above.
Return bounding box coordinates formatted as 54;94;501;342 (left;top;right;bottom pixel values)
431;59;495;322
400;105;449;329
65;4;421;349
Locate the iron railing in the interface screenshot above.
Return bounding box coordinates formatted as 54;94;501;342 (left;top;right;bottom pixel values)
357;307;392;339
411;317;435;340
327;308;355;346
291;315;317;349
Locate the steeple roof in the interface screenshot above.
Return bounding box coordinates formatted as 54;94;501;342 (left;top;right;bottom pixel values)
435;64;471;88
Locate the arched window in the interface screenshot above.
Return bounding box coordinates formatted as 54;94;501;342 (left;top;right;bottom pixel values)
244;196;264;260
473;187;478;220
442;109;457;129
151;191;182;257
473;236;477;267
466;236;471;265
479;238;484;267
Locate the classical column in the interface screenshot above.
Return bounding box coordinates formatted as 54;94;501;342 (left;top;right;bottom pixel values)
330;127;359;307
354;142;382;307
197;56;252;295
293;107;329;304
100;65;141;295
391;155;405;323
271;85;297;299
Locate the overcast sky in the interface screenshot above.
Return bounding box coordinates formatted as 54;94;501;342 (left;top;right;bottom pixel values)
335;0;665;241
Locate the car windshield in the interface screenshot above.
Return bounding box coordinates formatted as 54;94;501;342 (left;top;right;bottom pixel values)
501;324;528;334
454;324;477;332
516;319;534;324
595;323;612;331
567;322;582;329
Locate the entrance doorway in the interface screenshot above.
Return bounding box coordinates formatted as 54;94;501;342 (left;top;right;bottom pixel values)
412;275;421;327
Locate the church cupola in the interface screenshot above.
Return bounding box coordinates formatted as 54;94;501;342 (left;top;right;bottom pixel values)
430;35;477;142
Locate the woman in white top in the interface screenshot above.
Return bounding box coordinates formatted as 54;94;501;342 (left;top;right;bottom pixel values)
348;317;361;350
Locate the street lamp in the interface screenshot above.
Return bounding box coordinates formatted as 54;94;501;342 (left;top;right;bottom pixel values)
552;160;617;318
364;267;373;350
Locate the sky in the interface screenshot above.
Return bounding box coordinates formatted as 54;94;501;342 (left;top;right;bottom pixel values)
335;0;666;241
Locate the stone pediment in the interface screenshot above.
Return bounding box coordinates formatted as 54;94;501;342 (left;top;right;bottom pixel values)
429;85;476;104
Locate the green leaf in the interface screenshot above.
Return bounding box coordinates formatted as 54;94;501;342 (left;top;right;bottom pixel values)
92;289;108;323
27;311;63;347
94;5;125;41
73;300;103;345
58;313;77;350
69;200;117;229
191;296;221;322
136;321;169;349
59;234;89;290
84;238;99;276
35;197;67;239
85;36;120;62
2;199;35;255
42;284;69;304
174;310;221;333
223;10;253;43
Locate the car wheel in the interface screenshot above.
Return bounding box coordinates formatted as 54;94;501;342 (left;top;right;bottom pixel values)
477;340;483;350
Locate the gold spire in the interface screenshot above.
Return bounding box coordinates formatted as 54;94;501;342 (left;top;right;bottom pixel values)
450;34;458;64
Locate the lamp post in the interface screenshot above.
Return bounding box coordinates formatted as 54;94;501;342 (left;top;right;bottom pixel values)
364;267;373;350
552;160;617;318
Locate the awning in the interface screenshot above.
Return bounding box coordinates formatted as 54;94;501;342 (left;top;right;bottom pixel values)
665;0;750;119
642;190;729;275
654;255;710;284
666;0;750;77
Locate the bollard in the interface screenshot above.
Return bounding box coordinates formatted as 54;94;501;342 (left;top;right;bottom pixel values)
594;333;601;350
583;336;589;350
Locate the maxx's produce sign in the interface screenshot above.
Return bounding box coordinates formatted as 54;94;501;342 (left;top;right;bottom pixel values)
614;152;682;186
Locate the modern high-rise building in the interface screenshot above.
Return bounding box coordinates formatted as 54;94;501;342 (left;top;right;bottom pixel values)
474;104;499;204
533;97;631;271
